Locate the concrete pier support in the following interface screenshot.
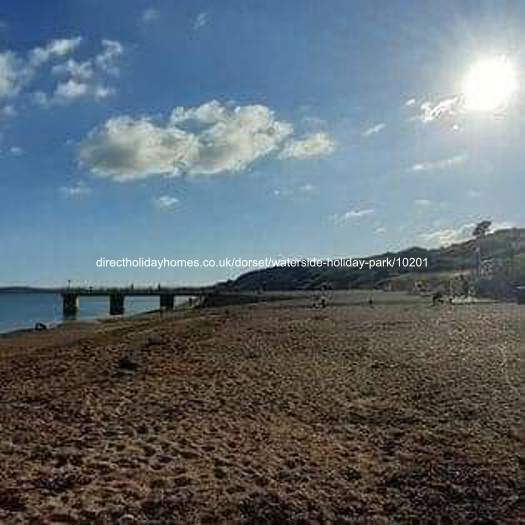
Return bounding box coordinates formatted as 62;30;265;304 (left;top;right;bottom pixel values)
160;293;175;310
62;293;79;317
109;293;125;315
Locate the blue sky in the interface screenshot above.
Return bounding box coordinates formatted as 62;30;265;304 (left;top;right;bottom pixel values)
0;0;523;286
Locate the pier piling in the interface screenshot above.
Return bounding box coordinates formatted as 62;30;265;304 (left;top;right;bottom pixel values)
160;293;175;310
62;293;79;317
109;293;125;315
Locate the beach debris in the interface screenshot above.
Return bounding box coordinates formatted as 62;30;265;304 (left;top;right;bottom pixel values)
145;334;162;347
0;489;26;512
32;473;79;495
118;514;138;525
117;349;140;371
136;423;148;435
34;322;48;331
117;356;139;371
213;465;228;479
53;446;83;467
117;514;138;525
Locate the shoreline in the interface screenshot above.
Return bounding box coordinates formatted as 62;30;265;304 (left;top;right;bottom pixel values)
0;301;194;339
0;309;162;339
0;289;506;339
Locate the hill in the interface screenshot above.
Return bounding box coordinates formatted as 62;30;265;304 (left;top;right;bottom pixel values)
231;228;525;296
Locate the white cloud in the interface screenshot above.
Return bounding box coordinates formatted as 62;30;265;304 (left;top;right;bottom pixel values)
53;79;115;103
490;221;515;232
331;208;375;225
194;12;209;30
32;91;49;106
416;96;462;123
46;40;122;104
79;101;337;182
0;104;16;118
79;100;306;181
414;199;431;207
55;79;89;100
9;146;23;156
301;115;326;129
419;221;515;247
299;183;316;193
0;37;123;107
345;208;375;218
94;86;115;100
362;122;385;137
419;223;475;246
79;117;199;181
411;154;467;172
29;37;83;67
95;40;123;75
171;101;294;174
52;59;94;81
278;132;335;159
60;181;92;197
404;98;416;107
170;99;227;124
273;183;317;199
154;195;179;210
375;226;386;234
141;8;160;23
51;40;123;86
0;52;25;99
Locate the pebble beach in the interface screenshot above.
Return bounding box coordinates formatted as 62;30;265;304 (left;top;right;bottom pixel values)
0;292;522;524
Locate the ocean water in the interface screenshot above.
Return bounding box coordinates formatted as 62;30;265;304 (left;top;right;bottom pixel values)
0;292;185;334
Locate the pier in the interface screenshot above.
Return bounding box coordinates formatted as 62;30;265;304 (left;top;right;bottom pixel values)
61;286;216;317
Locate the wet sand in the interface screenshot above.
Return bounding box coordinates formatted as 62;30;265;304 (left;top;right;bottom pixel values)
0;292;522;524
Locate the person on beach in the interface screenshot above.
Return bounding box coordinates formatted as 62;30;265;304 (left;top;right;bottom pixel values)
432;290;444;306
313;294;328;308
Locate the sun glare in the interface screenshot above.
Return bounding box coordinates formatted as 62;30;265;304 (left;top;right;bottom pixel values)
461;56;518;112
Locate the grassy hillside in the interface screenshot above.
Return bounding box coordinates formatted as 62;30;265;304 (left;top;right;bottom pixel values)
231;228;525;296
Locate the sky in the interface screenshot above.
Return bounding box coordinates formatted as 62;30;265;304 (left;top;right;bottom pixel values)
0;0;524;286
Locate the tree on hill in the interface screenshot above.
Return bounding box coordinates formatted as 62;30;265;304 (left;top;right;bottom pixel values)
472;220;492;279
473;220;492;239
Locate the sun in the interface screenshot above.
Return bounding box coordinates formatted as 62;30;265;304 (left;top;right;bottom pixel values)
461;56;518;112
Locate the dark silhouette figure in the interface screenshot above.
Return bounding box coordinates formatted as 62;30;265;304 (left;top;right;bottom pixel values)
432;291;444;306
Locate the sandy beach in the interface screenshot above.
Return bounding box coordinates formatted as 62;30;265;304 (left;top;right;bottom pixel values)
0;292;522;524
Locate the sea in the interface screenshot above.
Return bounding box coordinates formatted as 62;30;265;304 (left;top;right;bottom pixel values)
0;292;188;334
